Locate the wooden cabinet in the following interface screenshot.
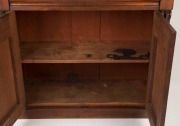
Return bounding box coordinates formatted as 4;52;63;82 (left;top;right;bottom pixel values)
0;0;176;126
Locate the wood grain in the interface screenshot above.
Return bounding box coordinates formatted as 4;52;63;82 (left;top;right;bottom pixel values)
0;0;9;10
10;4;159;11
16;11;72;42
0;0;176;124
101;11;153;41
0;39;17;125
0;12;25;126
25;80;146;108
16;11;153;42
72;11;100;41
20;107;147;118
147;11;176;126
9;1;159;10
160;0;174;10
17;11;153;42
20;41;150;63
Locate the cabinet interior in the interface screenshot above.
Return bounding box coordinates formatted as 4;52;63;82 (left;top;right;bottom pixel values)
16;11;154;109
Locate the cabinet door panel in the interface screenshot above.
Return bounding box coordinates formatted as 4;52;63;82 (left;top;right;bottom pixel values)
0;0;9;10
0;12;25;126
147;11;176;126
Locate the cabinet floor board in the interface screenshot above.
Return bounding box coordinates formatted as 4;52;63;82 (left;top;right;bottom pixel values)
25;80;146;108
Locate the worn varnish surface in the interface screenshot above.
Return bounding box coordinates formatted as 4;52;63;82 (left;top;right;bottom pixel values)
25;80;146;107
21;108;147;118
72;12;100;41
0;12;25;126
16;11;153;42
0;0;9;10
160;0;174;10
0;0;177;124
0;39;17;124
9;0;175;11
147;11;176;126
17;11;72;42
9;0;159;10
21;41;150;63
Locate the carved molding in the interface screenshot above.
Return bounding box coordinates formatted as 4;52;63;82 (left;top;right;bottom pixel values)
160;10;172;22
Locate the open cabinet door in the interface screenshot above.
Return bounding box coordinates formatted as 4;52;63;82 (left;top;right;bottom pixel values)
0;12;25;126
146;11;176;126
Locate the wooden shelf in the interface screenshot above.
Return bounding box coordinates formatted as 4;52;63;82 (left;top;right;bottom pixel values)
21;41;150;63
25;80;146;108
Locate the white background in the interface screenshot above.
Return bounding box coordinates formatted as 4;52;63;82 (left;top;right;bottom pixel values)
14;0;180;125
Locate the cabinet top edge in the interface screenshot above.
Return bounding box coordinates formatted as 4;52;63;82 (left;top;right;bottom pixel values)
9;2;160;11
1;0;175;11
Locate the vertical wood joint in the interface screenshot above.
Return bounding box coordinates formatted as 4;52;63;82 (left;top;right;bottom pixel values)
160;10;172;22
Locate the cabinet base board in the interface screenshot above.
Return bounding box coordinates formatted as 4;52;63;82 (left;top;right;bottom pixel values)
20;107;147;118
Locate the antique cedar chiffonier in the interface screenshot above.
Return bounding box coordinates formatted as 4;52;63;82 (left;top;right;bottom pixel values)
0;0;176;126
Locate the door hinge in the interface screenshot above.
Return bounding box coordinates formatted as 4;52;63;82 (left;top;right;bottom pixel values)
0;11;7;17
160;10;172;22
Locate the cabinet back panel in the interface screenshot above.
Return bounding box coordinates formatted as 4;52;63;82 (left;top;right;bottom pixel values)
16;11;153;42
16;11;72;42
22;63;148;81
72;11;101;41
100;63;148;80
23;64;99;80
101;11;153;41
